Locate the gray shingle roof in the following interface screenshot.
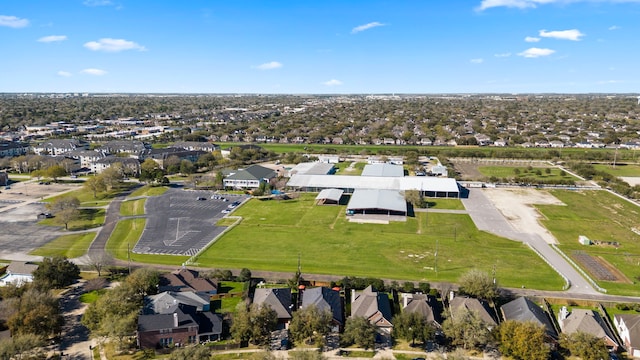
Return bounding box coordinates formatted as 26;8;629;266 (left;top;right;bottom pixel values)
137;307;197;332
301;287;343;325
500;297;556;338
351;285;393;328
561;309;617;346
253;288;292;320
144;291;210;314
450;296;497;326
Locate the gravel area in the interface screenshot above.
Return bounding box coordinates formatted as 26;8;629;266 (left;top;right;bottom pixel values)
481;188;564;244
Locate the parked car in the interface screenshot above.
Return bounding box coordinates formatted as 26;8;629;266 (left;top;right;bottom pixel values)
196;197;206;201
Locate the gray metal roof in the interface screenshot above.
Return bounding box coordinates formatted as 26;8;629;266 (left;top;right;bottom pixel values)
290;162;335;176
287;174;459;194
316;189;344;202
361;163;404;177
227;164;276;181
347;189;407;213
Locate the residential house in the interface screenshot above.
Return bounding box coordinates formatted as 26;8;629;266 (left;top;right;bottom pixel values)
550;140;565;148
253;287;293;328
500;297;557;339
0;141;29;157
137;307;199;349
317;155;340;164
401;293;441;327
99;140;149;158
351;285;393;336
90;156;141;176
0;261;38;287
301;287;344;331
493;139;508;147
142;148;206;169
615;314;640;358
159;268;217;295
420;138;433;146
32;139;87;156
223;164;277;189
170;142;219;152
63;149;105;169
558;307;618;351
474;134;492;146
449;295;497;328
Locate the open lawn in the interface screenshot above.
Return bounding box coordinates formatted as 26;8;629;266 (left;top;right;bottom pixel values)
29;232;95;258
193;194;564;289
45;182;138;206
107;218;189;265
536;190;640;296
424;198;465;210
593;163;640;177
38;208;105;231
333;161;366;176
120;199;146;216
478;165;577;182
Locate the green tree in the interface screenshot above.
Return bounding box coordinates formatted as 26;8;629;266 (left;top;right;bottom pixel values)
341;316;377;350
0;333;46;360
101;164;124;190
180;159;195;175
442;309;492;350
47;196;81;230
125;267;160;301
6;288;64;338
498;320;549;360
392;311;435;346
238;268;252;282
84;175;106;198
289;305;333;346
32;256;80;289
231;302;278;345
404;189;425;208
458;269;498;301
46;164;67;182
559;331;610;360
167;344;213;360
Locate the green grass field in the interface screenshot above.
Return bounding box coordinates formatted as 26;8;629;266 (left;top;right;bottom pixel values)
536;190;640;296
478;166;577;181
106;218;189;265
45;182;138;206
593;163;640;177
38;208;106;231
120;199;146;216
192;194;564;289
29;232;96;258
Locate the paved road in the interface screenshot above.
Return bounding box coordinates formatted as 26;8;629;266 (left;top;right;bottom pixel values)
461;188;599;295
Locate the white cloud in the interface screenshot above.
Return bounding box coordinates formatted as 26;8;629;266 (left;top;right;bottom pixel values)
477;0;640;11
0;15;29;28
38;35;67;43
494;52;512;57
597;79;623;84
477;0;554;11
518;47;555;58
83;0;113;6
525;36;540;42
351;22;385;34
84;38;146;52
539;29;584;41
255;61;283;70
608;25;620;31
57;71;72;77
322;79;343;86
470;58;484;64
81;68;107;76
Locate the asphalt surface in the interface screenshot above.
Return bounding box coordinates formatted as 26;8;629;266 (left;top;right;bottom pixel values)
133;189;246;256
461;188;600;295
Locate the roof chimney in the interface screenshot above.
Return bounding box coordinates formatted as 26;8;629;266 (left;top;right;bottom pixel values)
173;312;178;328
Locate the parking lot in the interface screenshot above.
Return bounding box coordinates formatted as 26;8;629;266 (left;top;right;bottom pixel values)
133;188;247;256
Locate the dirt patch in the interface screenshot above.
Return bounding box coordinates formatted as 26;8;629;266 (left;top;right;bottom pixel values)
572;251;631;283
482;188;564;244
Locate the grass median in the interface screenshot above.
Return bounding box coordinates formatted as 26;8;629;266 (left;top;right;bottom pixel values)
30;232;96;258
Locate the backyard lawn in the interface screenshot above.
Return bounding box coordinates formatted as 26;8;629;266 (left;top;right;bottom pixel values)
536;190;640;296
193;194;564;290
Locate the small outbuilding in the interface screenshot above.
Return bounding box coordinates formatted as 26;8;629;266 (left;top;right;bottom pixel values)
315;188;344;205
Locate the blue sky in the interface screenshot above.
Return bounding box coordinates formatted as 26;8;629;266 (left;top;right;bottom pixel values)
1;0;639;93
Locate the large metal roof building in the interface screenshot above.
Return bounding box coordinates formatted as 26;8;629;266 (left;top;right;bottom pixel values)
287;174;460;198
